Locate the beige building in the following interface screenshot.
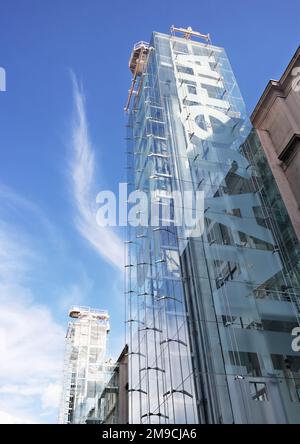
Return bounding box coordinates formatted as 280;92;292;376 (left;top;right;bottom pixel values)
251;46;300;241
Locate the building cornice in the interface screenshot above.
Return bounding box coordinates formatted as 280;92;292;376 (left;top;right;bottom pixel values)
251;46;300;125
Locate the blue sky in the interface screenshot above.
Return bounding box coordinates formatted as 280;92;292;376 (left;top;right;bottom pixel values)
0;0;299;424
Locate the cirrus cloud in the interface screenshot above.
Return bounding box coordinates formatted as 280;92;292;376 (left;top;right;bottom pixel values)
69;73;124;270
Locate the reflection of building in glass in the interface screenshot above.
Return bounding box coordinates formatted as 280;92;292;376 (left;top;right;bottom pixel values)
83;360;115;424
99;345;128;424
85;345;129;424
59;306;110;424
125;26;300;424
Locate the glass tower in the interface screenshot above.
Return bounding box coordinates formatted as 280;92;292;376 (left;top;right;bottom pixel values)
59;306;110;424
125;27;300;424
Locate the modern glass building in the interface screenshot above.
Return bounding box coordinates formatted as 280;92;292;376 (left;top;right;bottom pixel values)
59;306;110;424
125;26;300;424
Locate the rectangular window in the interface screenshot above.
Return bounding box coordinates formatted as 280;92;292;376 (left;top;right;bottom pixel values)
271;354;300;402
278;134;300;165
187;84;197;95
249;382;268;401
176;65;194;75
228;351;262;377
172;42;189;54
87;381;96;398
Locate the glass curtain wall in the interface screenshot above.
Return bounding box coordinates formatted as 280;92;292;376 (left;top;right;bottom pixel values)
125;31;300;424
59;307;110;424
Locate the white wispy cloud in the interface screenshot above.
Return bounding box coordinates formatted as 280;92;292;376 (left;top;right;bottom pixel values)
0;72;125;423
69;73;124;270
0;187;65;424
58;273;92;312
0;184;62;250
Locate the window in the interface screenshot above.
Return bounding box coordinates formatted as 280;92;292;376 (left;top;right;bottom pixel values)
187;84;197;95
228;351;262;377
172;42;188;54
87;381;96;398
89;348;98;363
278;134;300;165
80;325;89;335
250;382;268;401
271;354;300;402
176;65;194;75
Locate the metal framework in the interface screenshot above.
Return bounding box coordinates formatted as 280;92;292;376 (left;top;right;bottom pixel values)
124;41;152;112
170;25;211;43
125;26;300;424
